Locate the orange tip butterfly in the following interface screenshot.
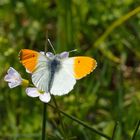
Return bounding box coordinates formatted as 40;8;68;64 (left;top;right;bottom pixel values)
19;49;97;96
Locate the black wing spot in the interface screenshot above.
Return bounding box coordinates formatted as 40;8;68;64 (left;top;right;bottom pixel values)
78;60;80;64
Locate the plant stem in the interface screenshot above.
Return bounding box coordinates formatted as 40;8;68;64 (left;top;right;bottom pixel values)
94;6;140;49
92;6;140;63
42;103;47;140
52;95;67;139
111;122;119;140
131;120;140;140
47;103;111;140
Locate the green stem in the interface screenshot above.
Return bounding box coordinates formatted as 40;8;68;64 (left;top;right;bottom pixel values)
111;122;119;140
94;6;140;48
52;95;67;139
48;103;111;140
42;103;47;140
131;120;140;140
41;32;49;140
92;6;140;63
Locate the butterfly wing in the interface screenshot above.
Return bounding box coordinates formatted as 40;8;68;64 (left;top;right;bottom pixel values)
19;49;50;92
20;50;97;95
50;67;76;96
31;61;50;92
19;49;46;73
50;56;97;95
62;56;97;80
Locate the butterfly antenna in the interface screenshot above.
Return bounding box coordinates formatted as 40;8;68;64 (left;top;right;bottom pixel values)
69;49;78;53
45;32;48;54
48;39;56;54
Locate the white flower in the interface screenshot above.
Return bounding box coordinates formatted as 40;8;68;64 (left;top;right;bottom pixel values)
25;87;51;103
4;67;22;88
4;67;29;88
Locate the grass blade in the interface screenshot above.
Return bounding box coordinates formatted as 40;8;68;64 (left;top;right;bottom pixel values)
48;103;111;140
111;122;119;140
131;120;140;140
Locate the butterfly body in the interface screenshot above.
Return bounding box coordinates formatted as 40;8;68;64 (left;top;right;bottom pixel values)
48;56;62;92
19;49;97;95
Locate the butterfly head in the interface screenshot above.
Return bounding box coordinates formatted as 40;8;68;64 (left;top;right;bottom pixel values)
45;51;69;61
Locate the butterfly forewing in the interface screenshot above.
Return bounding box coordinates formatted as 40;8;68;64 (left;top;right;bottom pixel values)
63;57;97;80
19;49;40;73
19;49;50;92
74;57;97;79
50;67;76;95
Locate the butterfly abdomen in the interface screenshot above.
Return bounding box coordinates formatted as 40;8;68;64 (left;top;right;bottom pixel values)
48;59;61;92
50;59;60;72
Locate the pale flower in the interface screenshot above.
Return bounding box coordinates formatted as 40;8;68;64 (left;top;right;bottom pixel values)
4;67;29;88
25;87;51;103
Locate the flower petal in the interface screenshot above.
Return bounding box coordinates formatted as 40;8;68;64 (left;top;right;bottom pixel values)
8;67;21;77
8;82;20;88
4;67;23;88
8;67;16;75
39;93;51;103
5;67;22;82
4;74;12;82
26;88;40;97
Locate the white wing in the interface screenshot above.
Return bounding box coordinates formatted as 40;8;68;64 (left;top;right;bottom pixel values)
50;58;76;96
32;54;50;92
32;56;76;95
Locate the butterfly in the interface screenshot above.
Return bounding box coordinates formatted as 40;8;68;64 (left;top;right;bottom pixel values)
19;49;97;95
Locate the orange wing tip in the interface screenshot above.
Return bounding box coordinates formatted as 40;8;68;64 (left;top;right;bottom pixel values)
74;57;97;79
92;59;97;70
19;49;24;61
19;49;30;61
19;49;39;73
79;58;97;78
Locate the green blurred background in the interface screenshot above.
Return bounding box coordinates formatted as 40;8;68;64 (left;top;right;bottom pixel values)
0;0;140;140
